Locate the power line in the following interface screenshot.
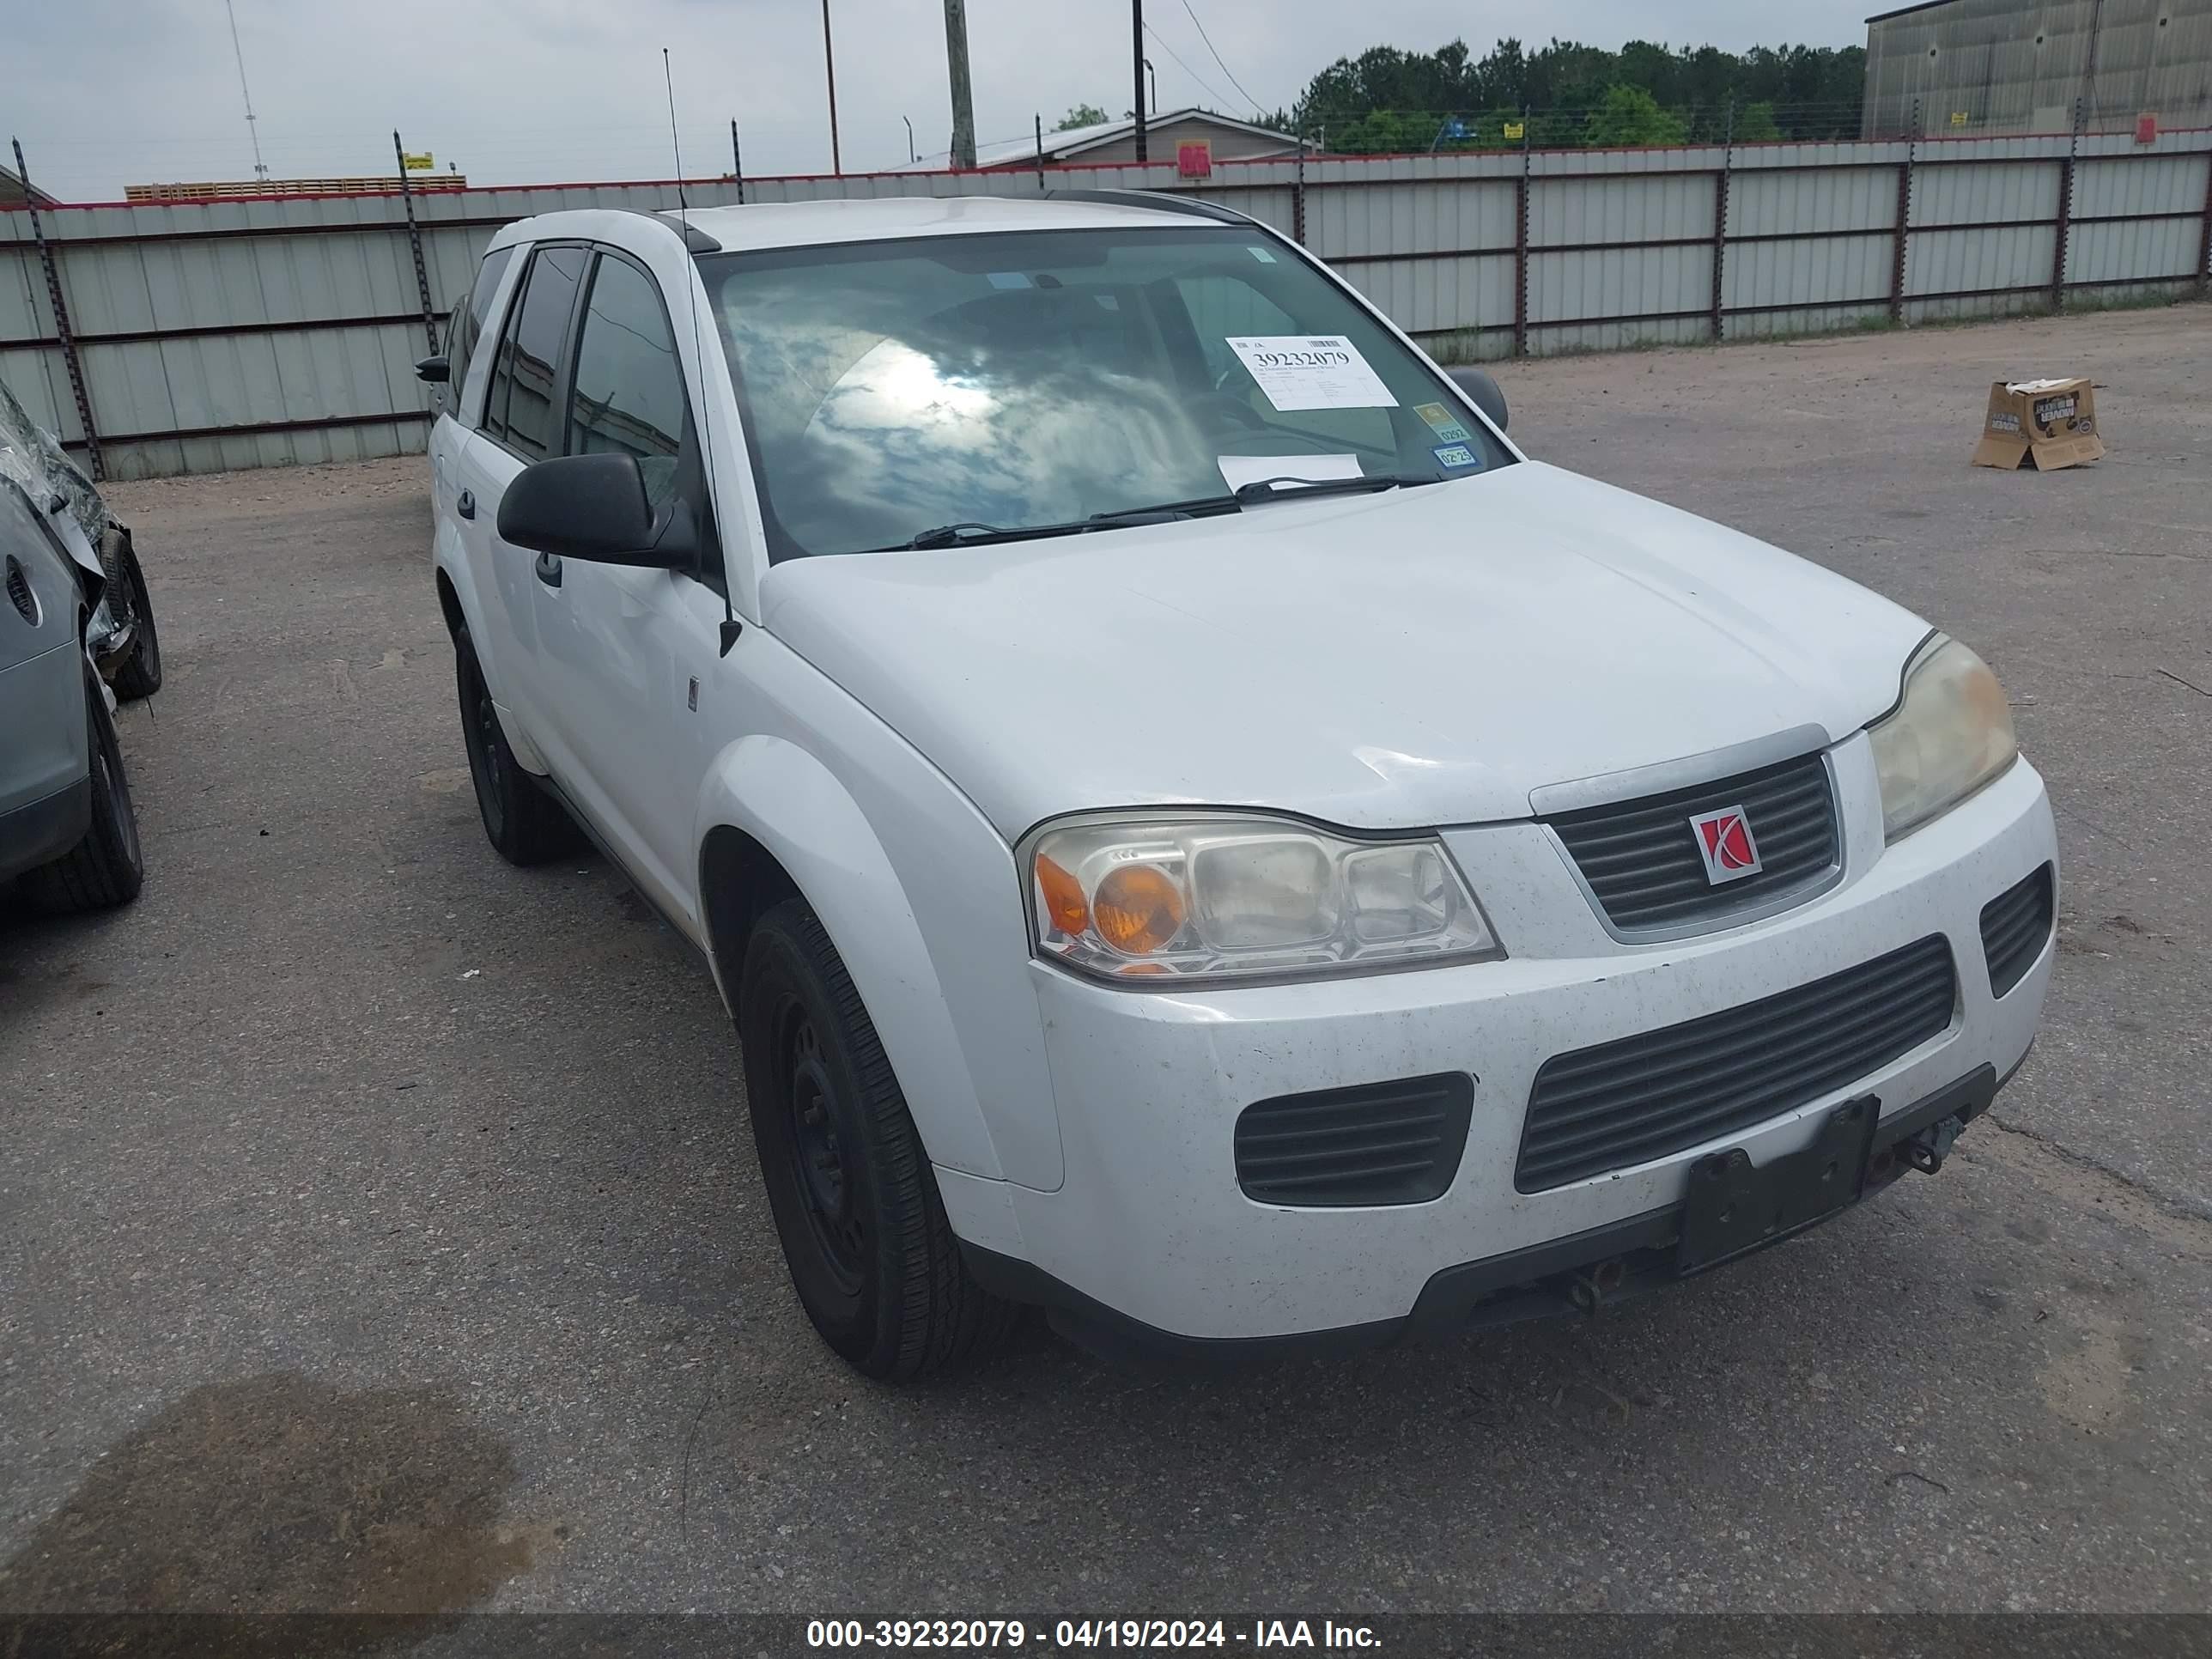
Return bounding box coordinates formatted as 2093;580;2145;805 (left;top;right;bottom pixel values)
1177;0;1263;116
1141;23;1237;114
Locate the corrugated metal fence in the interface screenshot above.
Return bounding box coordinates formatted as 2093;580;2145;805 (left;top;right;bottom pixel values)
6;127;2209;480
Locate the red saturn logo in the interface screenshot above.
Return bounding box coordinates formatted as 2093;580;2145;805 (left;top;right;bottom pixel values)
1689;805;1763;885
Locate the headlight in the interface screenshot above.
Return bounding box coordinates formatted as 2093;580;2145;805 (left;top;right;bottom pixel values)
1869;634;2017;840
1026;814;1501;984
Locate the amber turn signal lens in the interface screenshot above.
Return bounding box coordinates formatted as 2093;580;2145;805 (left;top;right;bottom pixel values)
1036;854;1088;936
1092;863;1186;955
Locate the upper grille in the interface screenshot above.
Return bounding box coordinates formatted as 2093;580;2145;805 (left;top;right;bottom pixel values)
1234;1073;1474;1207
1516;933;1957;1192
1981;863;2055;999
5;556;34;624
1546;750;1840;934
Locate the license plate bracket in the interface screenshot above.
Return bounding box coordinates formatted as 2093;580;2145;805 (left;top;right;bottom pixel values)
1677;1097;1878;1275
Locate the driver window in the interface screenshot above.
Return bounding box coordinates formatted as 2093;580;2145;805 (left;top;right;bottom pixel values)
1171;273;1395;454
566;252;689;512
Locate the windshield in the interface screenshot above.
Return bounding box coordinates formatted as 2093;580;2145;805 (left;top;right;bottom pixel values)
698;224;1511;560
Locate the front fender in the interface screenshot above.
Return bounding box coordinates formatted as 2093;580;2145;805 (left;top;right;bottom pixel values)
695;734;1015;1185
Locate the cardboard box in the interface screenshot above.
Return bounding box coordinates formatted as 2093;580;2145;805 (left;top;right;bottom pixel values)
1970;376;2104;471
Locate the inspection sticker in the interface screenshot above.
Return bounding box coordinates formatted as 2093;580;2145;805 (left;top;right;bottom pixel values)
1413;401;1472;442
1431;443;1479;469
1248;245;1279;264
1225;335;1398;411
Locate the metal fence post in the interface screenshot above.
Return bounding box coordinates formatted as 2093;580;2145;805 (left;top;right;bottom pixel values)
1514;109;1532;358
11;138;102;481
2053;98;2081;311
1035;114;1045;191
1889;100;1918;325
1711;100;1735;344
732;120;745;204
392;131;439;355
2199;136;2212;298
1292;125;1307;246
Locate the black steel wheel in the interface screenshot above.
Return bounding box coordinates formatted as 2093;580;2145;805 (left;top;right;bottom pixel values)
738;897;1017;1378
452;624;580;866
109;538;162;702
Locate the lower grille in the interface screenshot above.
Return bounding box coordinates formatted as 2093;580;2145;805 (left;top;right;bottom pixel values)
1981;864;2055;998
1234;1073;1474;1207
1516;934;1957;1192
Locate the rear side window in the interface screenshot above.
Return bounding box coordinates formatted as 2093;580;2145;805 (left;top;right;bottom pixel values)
445;244;516;426
483;244;586;461
566;253;688;511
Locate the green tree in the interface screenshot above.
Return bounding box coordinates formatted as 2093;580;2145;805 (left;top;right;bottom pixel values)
1288;35;1866;147
1583;84;1687;146
1734;100;1783;142
1055;103;1109;131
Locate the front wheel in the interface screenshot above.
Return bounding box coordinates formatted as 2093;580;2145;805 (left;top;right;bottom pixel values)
738;898;1016;1379
108;536;162;702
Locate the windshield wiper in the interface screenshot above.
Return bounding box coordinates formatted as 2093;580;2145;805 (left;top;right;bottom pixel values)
883;476;1435;552
889;492;1243;552
1231;472;1439;505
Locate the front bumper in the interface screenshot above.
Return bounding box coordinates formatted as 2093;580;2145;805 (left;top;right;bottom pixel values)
948;738;2057;1345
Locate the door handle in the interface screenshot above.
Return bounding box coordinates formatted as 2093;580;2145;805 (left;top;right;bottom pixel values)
457;489;476;520
534;551;562;588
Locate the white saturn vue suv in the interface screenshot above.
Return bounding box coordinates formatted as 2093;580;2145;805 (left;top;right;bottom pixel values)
417;191;2057;1378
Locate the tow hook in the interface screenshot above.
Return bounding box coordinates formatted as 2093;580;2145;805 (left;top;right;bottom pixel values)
1568;1257;1626;1313
1901;1111;1967;1176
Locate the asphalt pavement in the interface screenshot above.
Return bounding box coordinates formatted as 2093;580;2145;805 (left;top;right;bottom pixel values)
2;304;2209;1627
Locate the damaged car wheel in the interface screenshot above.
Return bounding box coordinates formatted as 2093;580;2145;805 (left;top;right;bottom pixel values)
108;535;162;702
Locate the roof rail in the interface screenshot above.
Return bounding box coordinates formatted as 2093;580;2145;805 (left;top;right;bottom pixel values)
1040;187;1254;227
626;208;722;254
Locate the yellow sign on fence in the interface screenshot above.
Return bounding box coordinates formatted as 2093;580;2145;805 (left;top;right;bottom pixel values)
1948;112;1968;129
402;151;435;171
1504;120;1525;139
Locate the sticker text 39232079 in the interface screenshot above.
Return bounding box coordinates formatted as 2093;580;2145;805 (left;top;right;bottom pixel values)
1225;336;1399;413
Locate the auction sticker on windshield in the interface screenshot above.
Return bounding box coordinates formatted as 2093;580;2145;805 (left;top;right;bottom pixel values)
1226;336;1398;412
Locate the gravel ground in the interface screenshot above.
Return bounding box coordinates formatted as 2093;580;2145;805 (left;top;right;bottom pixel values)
2;304;2209;1629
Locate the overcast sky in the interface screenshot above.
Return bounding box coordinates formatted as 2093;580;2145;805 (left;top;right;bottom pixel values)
7;0;1871;202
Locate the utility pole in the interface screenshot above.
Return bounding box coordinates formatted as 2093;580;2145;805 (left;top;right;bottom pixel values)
821;0;842;174
944;0;977;169
1132;0;1148;162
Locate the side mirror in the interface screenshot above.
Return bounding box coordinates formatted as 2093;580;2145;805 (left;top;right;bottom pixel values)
414;355;450;384
495;453;691;569
1446;367;1508;433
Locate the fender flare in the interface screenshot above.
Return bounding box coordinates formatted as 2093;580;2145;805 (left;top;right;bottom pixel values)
695;734;1006;1182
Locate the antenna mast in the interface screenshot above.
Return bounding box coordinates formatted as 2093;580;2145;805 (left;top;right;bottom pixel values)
223;0;269;182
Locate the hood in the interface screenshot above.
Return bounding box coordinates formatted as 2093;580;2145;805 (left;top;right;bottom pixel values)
760;460;1929;838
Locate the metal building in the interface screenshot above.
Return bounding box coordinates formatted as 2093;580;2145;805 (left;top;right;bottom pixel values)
0;165;57;209
1863;0;2212;137
897;109;1304;173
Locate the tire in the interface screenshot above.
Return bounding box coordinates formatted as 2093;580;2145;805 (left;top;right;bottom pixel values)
108;535;162;702
738;898;1017;1379
453;625;582;866
20;661;145;913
